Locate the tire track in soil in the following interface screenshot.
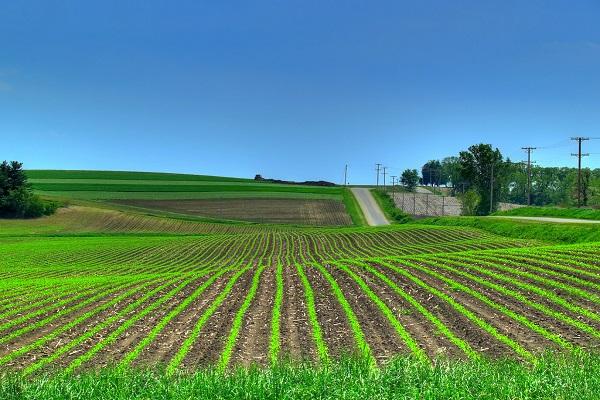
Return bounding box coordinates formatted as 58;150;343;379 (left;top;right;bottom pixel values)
36;277;198;371
229;265;275;367
178;268;255;369
400;260;576;354
303;265;356;359
367;262;515;358
0;283;143;360
280;265;315;362
129;271;236;368
384;261;519;358
6;280;175;371
350;263;466;360
325;264;410;363
435;261;600;346
486;257;600;299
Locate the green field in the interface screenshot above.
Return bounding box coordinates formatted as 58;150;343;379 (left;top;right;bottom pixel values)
1;170;599;398
27;170;353;225
27;170;343;200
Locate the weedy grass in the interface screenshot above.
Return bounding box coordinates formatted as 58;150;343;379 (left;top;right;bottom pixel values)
2;352;599;400
494;206;600;221
417;216;600;243
371;189;413;223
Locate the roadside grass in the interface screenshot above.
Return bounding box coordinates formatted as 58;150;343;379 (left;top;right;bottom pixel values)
342;188;367;226
494;206;600;221
370;189;412;223
417;216;600;243
3;352;600;400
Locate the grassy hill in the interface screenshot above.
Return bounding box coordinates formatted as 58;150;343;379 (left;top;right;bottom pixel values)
493;206;600;221
26;170;363;226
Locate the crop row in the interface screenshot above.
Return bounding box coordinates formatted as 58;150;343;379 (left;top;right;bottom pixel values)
1;239;598;373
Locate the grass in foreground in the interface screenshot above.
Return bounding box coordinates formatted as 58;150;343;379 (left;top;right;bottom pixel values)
1;352;599;400
418;216;600;243
494;206;600;221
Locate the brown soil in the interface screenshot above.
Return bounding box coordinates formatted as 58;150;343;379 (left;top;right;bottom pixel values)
279;265;317;362
302;265;358;358
112;198;352;226
228;266;275;367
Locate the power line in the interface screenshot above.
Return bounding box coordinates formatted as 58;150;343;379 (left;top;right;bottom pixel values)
571;137;590;207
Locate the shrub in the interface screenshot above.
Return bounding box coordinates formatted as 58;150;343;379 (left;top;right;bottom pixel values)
0;161;58;219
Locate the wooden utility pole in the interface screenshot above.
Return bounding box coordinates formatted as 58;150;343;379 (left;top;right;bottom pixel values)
382;166;387;191
489;163;494;214
390;175;397;199
375;163;381;188
344;164;348;186
571;137;590;207
521;147;536;205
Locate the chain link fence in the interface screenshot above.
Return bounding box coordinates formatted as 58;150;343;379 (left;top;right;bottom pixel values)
391;192;462;216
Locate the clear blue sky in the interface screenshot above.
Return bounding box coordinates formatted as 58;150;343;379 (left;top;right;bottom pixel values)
1;1;599;183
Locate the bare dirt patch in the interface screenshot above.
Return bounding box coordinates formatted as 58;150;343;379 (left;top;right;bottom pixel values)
112;198;352;226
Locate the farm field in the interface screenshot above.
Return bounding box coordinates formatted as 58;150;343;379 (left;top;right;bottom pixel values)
26;170;361;226
112;198;353;226
1;171;599;399
1;212;599;378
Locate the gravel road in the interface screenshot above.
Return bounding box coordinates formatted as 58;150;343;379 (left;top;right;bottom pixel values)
351;188;390;226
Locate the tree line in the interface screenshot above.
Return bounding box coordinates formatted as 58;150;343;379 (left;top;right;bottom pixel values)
0;161;58;218
397;144;599;215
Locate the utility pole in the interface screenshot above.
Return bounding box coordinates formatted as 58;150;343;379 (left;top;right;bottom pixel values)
344;164;348;187
375;163;382;188
382;166;387;191
489;163;494;215
571;137;590;207
390;175;397;199
521;147;536;206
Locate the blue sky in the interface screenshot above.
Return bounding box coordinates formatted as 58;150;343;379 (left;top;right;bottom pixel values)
1;1;599;183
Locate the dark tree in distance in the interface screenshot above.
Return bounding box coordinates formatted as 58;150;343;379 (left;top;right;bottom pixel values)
401;169;419;192
458;144;505;215
0;161;58;218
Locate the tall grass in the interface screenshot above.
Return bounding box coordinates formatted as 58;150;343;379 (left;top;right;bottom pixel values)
2;352;599;399
370;189;412;223
494;206;600;220
418;216;600;243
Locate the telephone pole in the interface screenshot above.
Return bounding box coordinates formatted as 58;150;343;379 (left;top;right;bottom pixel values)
344;164;348;186
375;163;382;188
390;175;397;198
489;163;494;215
521;147;536;205
571;137;590;207
382;166;387;191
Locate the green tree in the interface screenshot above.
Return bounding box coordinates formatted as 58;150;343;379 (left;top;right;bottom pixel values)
459;189;480;216
458;144;504;215
421;160;443;186
401;169;419;192
441;156;461;191
0;161;58;218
